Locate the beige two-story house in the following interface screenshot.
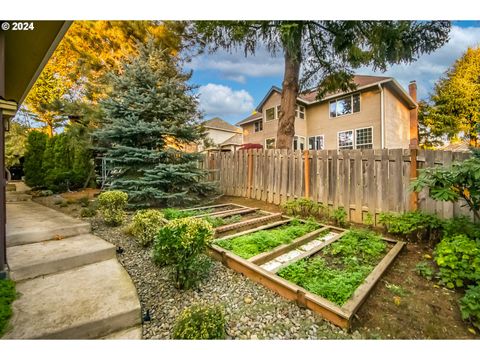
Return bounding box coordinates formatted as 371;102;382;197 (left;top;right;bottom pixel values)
237;75;418;150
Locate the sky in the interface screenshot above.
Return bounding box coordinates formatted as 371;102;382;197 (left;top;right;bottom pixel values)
188;21;480;125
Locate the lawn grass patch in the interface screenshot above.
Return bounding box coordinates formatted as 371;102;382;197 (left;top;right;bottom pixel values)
215;219;320;259
0;279;16;337
278;229;387;306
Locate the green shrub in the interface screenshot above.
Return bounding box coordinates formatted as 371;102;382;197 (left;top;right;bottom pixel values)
215;219;320;259
23;131;48;188
434;235;480;288
363;212;374;227
415;260;436;280
459;285;480;330
80;207;97;218
128;209;165;246
203;214;242;228
98;190;128;226
378;211;443;244
331;207;348;227
0;279;16;337
172;304;226;339
153;217;214;289
442;216;480;239
281;198;328;219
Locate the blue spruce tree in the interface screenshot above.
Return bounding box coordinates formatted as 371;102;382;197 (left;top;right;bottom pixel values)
94;41;218;207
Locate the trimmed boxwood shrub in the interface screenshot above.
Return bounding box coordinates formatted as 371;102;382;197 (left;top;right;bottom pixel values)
98;190;128;226
128;209;165;246
153;217;214;289
172;304;226;339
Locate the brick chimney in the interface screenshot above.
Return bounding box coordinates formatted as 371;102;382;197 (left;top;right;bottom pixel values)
408;80;418;149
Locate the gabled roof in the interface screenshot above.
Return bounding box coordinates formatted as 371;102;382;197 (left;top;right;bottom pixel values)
220;133;243;146
236;112;262;126
236;74;417;126
202;117;242;133
298;75;392;102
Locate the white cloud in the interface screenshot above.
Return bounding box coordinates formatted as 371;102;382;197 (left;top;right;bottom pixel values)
359;25;480;99
189;47;284;83
198;83;254;119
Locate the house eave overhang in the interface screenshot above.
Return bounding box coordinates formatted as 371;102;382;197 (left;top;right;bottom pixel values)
3;21;72;113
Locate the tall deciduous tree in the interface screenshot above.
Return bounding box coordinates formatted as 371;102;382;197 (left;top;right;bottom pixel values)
421;47;480;147
195;21;451;148
94;41;218;207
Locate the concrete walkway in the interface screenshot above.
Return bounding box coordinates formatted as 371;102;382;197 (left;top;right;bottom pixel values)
2;199;142;339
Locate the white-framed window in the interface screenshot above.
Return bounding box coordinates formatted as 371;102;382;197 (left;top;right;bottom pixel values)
295;104;306;119
338;130;354;150
293;135;306;151
265;138;276;149
355;127;373;149
265;107;276;121
329;93;360;118
276;105;281;119
253;120;263;133
308;135;324;150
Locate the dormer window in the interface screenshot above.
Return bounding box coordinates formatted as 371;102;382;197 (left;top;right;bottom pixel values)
329;93;360;118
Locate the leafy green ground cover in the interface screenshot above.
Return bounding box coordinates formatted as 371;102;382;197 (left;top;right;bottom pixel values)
215;219;320;259
162;208;213;220
278;229;387;306
204;214;243;228
0;279;16;337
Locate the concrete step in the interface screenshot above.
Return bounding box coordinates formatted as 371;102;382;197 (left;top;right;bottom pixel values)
102;326;143;340
7;234;116;281
3;259;141;339
6;193;32;202
7;201;91;247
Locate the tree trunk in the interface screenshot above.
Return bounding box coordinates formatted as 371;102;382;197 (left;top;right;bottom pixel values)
276;51;301;149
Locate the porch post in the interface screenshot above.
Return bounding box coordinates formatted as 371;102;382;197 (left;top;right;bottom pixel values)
0;30;6;275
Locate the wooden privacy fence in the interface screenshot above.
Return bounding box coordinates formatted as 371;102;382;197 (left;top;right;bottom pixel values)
201;149;473;224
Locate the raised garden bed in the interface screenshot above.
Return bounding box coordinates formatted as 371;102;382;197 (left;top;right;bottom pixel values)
162;203;248;220
163;203;284;238
210;220;404;330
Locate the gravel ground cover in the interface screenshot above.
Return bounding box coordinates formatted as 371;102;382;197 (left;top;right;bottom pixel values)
90;215;359;339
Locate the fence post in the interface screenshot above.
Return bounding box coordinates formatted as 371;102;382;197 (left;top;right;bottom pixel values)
303;150;310;199
409;148;418;211
247;149;253;199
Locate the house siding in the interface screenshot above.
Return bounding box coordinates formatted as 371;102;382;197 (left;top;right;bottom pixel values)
384;87;411;149
239;84;412;150
242;91;307;147
306;89;382;149
206;128;239;145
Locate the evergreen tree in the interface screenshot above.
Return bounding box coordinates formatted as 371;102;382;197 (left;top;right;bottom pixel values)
195;21;451;148
422;47;480;147
24;131;48;187
94;41;218;208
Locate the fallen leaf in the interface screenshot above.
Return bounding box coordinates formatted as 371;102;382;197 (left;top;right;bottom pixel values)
244;297;252;304
393;296;401;306
423;254;432;259
433;284;440;288
468;328;476;335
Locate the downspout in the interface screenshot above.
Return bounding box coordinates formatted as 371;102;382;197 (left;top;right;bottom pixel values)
378;84;385;149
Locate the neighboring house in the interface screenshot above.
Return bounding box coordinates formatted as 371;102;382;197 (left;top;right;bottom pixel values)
236;75;418;150
198;117;243;152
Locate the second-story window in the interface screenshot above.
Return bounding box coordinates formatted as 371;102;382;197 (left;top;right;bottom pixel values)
295;105;305;119
276;105;281;119
265;107;275;121
330;93;360;118
253;120;263;133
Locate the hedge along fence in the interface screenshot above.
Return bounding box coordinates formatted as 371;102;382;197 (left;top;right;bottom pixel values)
200;149;473;224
